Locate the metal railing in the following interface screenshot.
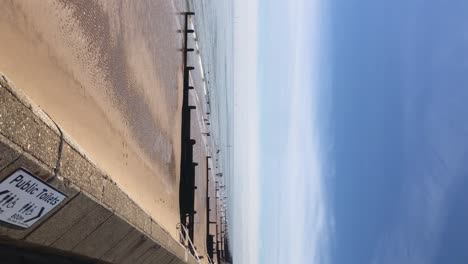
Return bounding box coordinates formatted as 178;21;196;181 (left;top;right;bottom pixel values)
177;223;202;263
205;244;216;264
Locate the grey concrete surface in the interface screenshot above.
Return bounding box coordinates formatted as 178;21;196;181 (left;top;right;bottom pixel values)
151;251;175;264
101;178;152;235
26;193;98;246
101;228;144;263
51;204;113;251
0;134;21;171
151;219;172;250
0;77;61;170
119;237;154;264
60;143;106;201
72;214;133;259
141;249;168;264
0;241;101;264
134;244;163;264
0;75;199;263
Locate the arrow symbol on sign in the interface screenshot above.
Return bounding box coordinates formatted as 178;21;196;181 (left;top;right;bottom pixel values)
24;207;44;223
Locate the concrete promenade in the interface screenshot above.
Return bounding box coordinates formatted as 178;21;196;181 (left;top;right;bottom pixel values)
0;74;198;263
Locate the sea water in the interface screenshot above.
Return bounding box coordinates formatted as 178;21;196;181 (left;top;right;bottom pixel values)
189;0;234;239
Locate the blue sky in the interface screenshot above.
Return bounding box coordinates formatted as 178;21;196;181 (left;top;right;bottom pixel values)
233;0;468;263
328;0;468;263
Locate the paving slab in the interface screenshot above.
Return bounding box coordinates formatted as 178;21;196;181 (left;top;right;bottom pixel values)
101;228;143;263
51;203;112;251
135;244;162;264
151;219;171;249
73;213;133;259
147;250;175;264
165;236;188;263
169;260;185;264
26;193;97;246
102;178;152;234
118;237;154;264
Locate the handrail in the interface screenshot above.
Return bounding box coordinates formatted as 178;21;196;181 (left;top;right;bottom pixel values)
203;233;215;264
177;223;202;263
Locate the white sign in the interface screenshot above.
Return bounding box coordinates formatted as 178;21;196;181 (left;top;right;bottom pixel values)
0;169;67;228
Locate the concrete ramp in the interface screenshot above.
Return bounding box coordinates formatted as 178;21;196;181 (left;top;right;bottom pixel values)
0;75;197;264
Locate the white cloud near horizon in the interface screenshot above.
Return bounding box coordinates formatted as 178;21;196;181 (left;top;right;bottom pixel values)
270;62;330;264
258;0;332;263
232;0;260;263
231;0;331;263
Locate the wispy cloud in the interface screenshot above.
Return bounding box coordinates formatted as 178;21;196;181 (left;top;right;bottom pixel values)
371;88;468;264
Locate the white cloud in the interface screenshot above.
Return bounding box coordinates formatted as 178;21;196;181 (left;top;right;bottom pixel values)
231;0;331;263
259;0;332;263
282;1;330;263
274;70;330;264
232;0;260;263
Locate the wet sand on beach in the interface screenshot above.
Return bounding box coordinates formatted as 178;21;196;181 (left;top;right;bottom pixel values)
0;0;187;238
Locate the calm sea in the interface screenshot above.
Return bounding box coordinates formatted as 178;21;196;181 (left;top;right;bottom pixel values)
188;0;234;235
189;0;233;167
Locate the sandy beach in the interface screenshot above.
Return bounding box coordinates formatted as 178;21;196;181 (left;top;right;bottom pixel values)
0;0;191;240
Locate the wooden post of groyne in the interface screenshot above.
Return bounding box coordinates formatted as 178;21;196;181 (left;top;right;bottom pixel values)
179;11;197;246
